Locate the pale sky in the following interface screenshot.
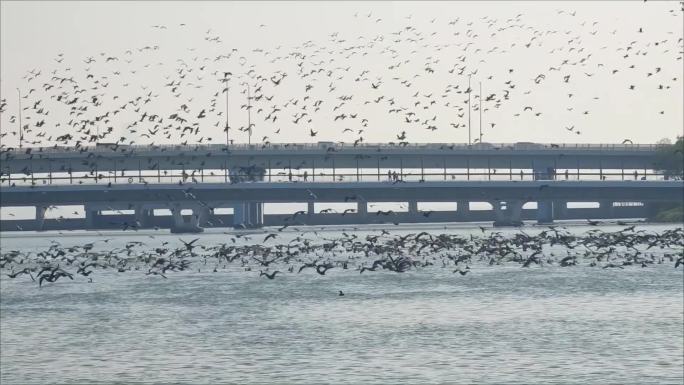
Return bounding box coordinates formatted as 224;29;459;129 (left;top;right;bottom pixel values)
1;0;683;147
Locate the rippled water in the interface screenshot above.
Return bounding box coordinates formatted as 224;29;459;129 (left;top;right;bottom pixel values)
1;223;683;385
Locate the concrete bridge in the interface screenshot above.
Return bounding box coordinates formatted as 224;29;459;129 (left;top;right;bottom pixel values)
0;142;666;184
1;180;681;232
1;142;680;232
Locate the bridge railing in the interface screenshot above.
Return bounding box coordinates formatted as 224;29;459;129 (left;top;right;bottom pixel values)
1;168;674;188
0;142;665;156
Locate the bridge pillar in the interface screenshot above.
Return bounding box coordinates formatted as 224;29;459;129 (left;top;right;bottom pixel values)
84;205;101;229
244;203;254;228
357;200;368;216
35;206;47;231
134;205;153;228
534;165;556;224
233;203;247;228
457;201;470;220
248;202;263;228
408;200;418;214
170;205;203;233
308;201;315;216
492;200;524;227
197;207;212;227
537;200;554;224
172;206;184;227
258;203;264;226
233;202;263;228
553;200;568;219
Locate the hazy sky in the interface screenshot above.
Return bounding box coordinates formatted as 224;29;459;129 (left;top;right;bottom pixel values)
1;1;682;147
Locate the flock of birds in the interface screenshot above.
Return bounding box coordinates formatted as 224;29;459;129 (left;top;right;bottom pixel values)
0;3;682;153
0;7;682;289
1;225;682;287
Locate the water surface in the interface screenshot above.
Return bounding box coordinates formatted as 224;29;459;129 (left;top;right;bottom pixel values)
1;223;682;384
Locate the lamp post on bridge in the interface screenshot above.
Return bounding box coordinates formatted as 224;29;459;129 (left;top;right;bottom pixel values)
223;72;232;148
467;75;471;146
479;81;483;144
16;88;23;149
241;81;252;145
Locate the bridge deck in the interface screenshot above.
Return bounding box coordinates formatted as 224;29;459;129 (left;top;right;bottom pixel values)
1;142;665;176
2;180;681;207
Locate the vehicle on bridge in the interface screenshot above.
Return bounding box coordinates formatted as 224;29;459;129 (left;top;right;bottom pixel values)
230;165;266;183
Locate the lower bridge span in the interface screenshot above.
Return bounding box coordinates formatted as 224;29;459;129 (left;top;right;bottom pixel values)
1;180;681;232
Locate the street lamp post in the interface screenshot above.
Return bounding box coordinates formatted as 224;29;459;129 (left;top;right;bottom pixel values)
242;81;252;145
225;78;230;147
223;72;233;148
16;88;23;149
467;75;471;145
479;81;483;144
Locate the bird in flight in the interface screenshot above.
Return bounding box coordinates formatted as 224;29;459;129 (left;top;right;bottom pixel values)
259;270;280;279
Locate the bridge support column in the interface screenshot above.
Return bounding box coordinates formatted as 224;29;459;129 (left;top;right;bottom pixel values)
233;202;263;228
553;200;567;219
35;206;47;231
408;201;418;214
357;200;368;216
457;200;470;220
233;203;247;228
172;206;183;227
85;205;101;229
534;164;556;224
248;202;263;228
308;201;315;216
197;207;212;227
171;205;203;233
492;200;524;227
134;205;153;228
537;200;554;224
245;203;255;228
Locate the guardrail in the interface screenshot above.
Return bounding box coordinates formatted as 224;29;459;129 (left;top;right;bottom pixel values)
0;142;665;156
1;169;674;188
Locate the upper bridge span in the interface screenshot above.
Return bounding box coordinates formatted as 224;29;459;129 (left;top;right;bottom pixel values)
1;142;666;179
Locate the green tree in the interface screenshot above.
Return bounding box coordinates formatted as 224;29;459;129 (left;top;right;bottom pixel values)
654;136;684;179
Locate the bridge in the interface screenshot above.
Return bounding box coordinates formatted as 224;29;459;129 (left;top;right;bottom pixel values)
1;142;681;232
0;142;666;182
